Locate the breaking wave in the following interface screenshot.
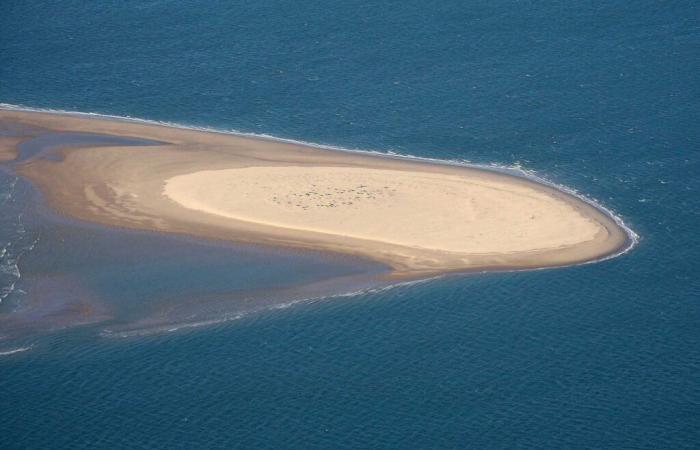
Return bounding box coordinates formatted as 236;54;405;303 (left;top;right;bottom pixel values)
0;169;41;305
0;345;33;356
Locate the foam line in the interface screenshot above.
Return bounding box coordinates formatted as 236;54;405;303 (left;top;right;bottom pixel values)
0;345;33;356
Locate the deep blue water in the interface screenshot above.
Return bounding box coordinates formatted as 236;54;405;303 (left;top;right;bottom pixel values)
1;0;699;448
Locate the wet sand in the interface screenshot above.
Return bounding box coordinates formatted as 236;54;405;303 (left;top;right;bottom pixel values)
1;108;629;278
0;137;22;161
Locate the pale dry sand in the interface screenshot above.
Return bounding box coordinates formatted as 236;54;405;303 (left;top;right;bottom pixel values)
165;166;600;254
1;109;629;278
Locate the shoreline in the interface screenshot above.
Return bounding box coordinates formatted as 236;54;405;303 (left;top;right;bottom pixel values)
0;102;639;250
0;107;634;279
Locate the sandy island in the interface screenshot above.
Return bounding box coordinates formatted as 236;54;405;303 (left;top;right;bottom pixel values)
0;109;629;278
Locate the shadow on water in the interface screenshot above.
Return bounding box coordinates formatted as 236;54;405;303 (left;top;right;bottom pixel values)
0;125;388;345
14;132;164;162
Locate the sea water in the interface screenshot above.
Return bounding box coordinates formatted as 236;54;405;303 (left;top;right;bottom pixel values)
1;0;699;448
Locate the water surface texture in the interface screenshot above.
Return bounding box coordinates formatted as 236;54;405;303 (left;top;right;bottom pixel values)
1;1;699;449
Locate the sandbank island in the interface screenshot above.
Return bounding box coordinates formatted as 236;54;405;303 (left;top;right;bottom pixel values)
0;109;629;278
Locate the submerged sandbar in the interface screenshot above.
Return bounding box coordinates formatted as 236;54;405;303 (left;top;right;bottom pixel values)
1;108;629;278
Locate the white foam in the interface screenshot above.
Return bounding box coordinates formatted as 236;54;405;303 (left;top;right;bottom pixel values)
100;313;247;338
0;345;32;356
0;177;18;201
99;281;419;339
0;234;40;304
0;102;638;265
0;281;16;301
0;260;20;278
261;277;433;313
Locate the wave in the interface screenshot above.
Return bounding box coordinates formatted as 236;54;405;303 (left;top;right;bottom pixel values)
0;102;639;265
0;173;41;304
100;313;247;338
100;274;449;339
0;177;18;204
0;345;33;356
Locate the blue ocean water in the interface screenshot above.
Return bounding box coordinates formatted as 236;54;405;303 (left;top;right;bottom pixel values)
1;0;699;448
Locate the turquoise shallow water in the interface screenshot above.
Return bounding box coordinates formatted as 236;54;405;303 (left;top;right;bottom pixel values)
1;0;699;448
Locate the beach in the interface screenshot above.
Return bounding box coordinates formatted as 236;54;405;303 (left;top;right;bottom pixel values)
1;108;627;277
